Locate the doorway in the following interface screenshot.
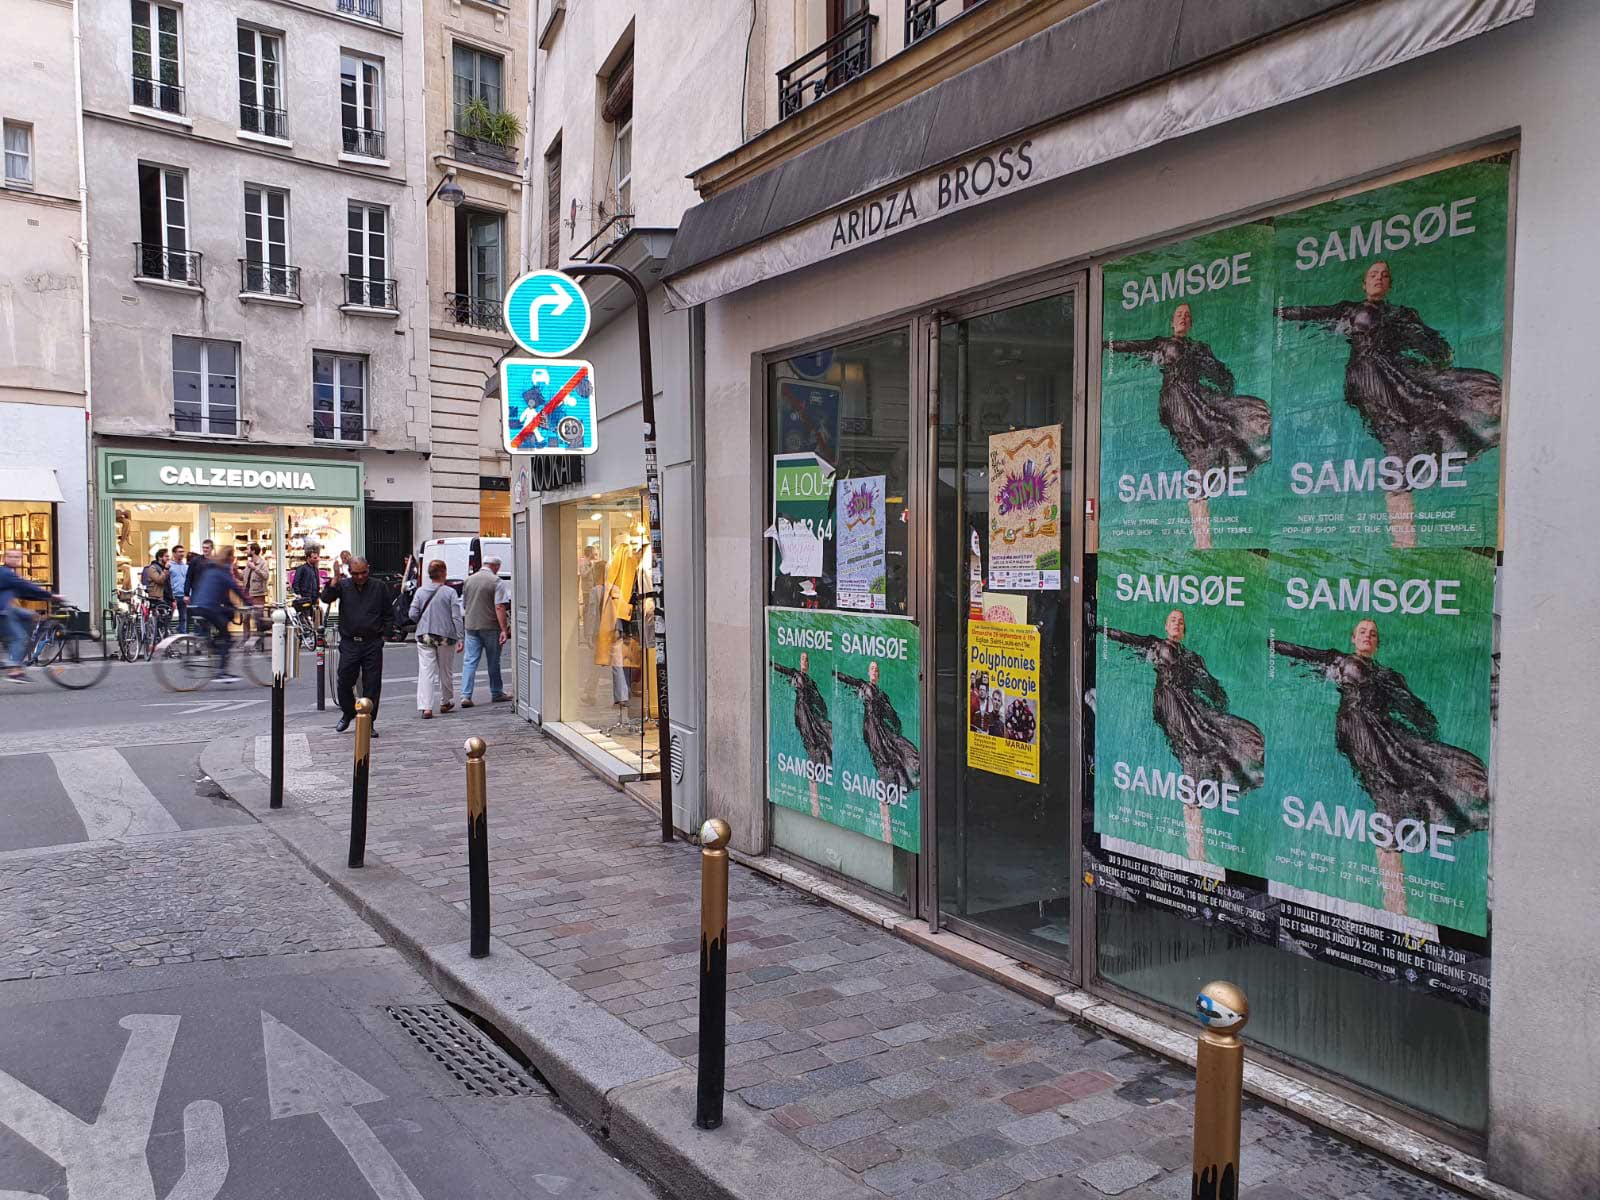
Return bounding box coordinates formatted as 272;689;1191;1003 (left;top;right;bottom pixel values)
930;281;1085;975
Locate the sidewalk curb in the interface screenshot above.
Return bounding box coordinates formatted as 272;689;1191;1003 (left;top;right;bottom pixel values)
199;735;876;1200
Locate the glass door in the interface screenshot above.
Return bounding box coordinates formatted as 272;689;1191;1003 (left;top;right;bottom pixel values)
931;284;1084;972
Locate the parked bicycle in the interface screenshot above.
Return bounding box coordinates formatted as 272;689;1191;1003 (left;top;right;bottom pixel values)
11;604;113;689
151;624;273;691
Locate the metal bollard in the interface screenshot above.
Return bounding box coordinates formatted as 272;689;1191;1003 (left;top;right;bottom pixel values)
465;736;490;958
315;630;326;711
1192;981;1249;1200
695;818;731;1130
270;610;286;810
348;697;373;868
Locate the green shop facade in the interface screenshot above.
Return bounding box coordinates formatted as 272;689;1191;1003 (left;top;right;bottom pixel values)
97;448;364;610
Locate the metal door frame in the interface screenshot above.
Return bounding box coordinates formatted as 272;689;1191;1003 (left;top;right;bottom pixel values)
916;268;1090;984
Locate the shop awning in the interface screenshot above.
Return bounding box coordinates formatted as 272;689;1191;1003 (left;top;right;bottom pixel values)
662;0;1534;309
0;467;65;504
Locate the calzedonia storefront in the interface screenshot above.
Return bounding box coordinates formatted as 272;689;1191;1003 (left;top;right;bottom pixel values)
661;1;1600;1177
97;448;364;609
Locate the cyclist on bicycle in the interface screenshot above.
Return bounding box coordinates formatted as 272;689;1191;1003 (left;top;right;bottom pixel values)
290;547;323;630
189;544;252;683
1;548;59;682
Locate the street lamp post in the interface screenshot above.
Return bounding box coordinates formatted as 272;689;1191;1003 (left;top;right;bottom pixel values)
427;168;465;208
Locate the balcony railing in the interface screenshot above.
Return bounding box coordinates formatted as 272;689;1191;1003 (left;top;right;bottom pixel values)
445;130;519;171
240;260;301;299
336;0;381;19
134;242;201;286
777;11;876;119
342;274;398;310
132;76;185;115
240;105;288;140
342;125;386;159
445;292;504;332
905;0;942;44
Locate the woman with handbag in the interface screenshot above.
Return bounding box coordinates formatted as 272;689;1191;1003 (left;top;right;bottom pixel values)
410;559;465;718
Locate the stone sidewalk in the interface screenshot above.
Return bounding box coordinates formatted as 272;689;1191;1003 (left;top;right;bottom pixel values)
212;705;1473;1200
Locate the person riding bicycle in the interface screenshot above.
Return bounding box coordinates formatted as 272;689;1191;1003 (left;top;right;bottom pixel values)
1;547;59;682
290;548;324;630
188;544;251;683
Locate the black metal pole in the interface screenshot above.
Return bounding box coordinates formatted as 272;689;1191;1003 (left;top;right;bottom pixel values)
562;262;674;843
315;630;326;711
270;610;286;809
466;737;490;958
695;819;731;1130
349;697;372;867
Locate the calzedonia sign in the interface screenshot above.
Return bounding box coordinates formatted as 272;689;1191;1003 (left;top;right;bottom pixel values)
101;451;361;502
159;465;316;490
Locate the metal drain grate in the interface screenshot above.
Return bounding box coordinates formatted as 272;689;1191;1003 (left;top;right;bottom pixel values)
385;1005;542;1097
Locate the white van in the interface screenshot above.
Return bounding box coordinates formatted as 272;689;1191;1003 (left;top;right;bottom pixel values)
395;536;512;635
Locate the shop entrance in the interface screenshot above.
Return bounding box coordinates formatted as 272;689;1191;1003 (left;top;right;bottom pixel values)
930;282;1085;974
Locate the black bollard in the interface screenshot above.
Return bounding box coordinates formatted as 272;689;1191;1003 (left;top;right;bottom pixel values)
466;737;490;958
695;818;731;1130
348;697;373;867
315;630;326;712
270;611;286;809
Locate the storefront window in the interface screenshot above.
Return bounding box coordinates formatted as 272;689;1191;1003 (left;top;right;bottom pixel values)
285;506;354;587
766;328;918;900
113;501;198;594
554;488;658;776
0;503;55;591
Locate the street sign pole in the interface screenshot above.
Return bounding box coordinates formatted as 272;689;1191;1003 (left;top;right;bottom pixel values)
562;262;673;844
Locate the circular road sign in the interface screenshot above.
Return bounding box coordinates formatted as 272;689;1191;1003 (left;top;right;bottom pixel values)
503;270;591;358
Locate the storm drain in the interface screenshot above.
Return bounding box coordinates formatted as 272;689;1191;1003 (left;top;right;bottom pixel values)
385;1005;542;1097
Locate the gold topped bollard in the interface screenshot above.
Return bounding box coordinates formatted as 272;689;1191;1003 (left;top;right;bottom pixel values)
1192;980;1249;1200
695;818;731;1130
348;697;374;868
465;737;490;959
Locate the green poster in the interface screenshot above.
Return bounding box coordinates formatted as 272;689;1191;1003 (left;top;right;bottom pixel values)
766;610;922;853
1101;222;1276;549
1265;547;1493;934
1272;159;1510;549
1094;548;1270;873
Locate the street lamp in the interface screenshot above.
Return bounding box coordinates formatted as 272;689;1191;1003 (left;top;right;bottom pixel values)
428;168;465;208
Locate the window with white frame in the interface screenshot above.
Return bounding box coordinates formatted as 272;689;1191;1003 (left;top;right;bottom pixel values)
137;163;193;282
340;53;384;159
312;353;366;443
243;185;292;296
173;338;240;436
345;203;390;308
3;122;31;187
130;0;183;114
237;26;285;139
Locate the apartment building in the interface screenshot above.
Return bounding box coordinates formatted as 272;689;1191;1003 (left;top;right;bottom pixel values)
661;1;1594;1195
420;0;528;537
506;0;747;818
0;0;89;603
78;0;431;600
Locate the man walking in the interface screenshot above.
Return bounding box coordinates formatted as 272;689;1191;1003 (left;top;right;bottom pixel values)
460;556;511;707
242;543;271;646
168;545;190;632
323;555;391;734
290;547;323;629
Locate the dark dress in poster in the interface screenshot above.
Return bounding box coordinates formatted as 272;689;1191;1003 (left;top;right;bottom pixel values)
773;660;833;768
835;670;921;794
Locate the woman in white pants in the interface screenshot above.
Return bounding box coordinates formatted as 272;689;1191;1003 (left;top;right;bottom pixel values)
410;559;465;718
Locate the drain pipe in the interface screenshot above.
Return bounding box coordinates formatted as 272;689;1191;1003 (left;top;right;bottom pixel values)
71;0;96;617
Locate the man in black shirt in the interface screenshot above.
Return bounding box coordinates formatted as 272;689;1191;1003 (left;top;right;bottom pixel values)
322;555;392;733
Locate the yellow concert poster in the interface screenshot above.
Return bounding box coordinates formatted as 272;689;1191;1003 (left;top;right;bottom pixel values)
966;620;1042;783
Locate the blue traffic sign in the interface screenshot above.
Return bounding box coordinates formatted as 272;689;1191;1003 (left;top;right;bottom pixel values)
501;358;598;455
503;270;591;358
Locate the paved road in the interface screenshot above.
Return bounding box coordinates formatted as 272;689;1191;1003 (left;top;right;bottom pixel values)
0;709;664;1200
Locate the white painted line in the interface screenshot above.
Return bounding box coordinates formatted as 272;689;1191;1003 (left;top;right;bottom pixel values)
49;747;181;841
254;732;312;778
262;1011;425;1200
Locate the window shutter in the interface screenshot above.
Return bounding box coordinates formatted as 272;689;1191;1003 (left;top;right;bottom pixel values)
545;143;561;268
601;51;633;124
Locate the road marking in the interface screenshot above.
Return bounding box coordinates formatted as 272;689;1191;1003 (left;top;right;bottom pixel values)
262;1011;425;1200
0;1014;228;1200
254;732;312;778
49;747;180;841
142;698;268;715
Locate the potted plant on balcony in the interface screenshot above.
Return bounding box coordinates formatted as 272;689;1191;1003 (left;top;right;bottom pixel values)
458;97;521;163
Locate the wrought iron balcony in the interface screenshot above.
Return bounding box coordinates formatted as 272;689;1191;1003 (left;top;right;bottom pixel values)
342;125;386;159
240;260;301;299
131;76;185;115
240;105;288;140
342;274;398;310
134;242;201;286
905;0;942;44
336;0;381;19
777;11;876;120
445;130;519;171
445;292;504;332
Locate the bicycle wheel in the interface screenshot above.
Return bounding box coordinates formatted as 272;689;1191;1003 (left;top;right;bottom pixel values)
237;638;274;687
152;633;214;693
42;632;113;690
117;615;136;662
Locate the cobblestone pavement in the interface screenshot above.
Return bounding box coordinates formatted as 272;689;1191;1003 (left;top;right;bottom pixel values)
228;709;1469;1200
0;826;384;981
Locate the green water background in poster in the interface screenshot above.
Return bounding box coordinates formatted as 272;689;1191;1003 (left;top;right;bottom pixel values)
1265;547;1493;933
1100;222;1276;547
1271;159;1509;548
767;610;922;853
1094;548;1271;873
